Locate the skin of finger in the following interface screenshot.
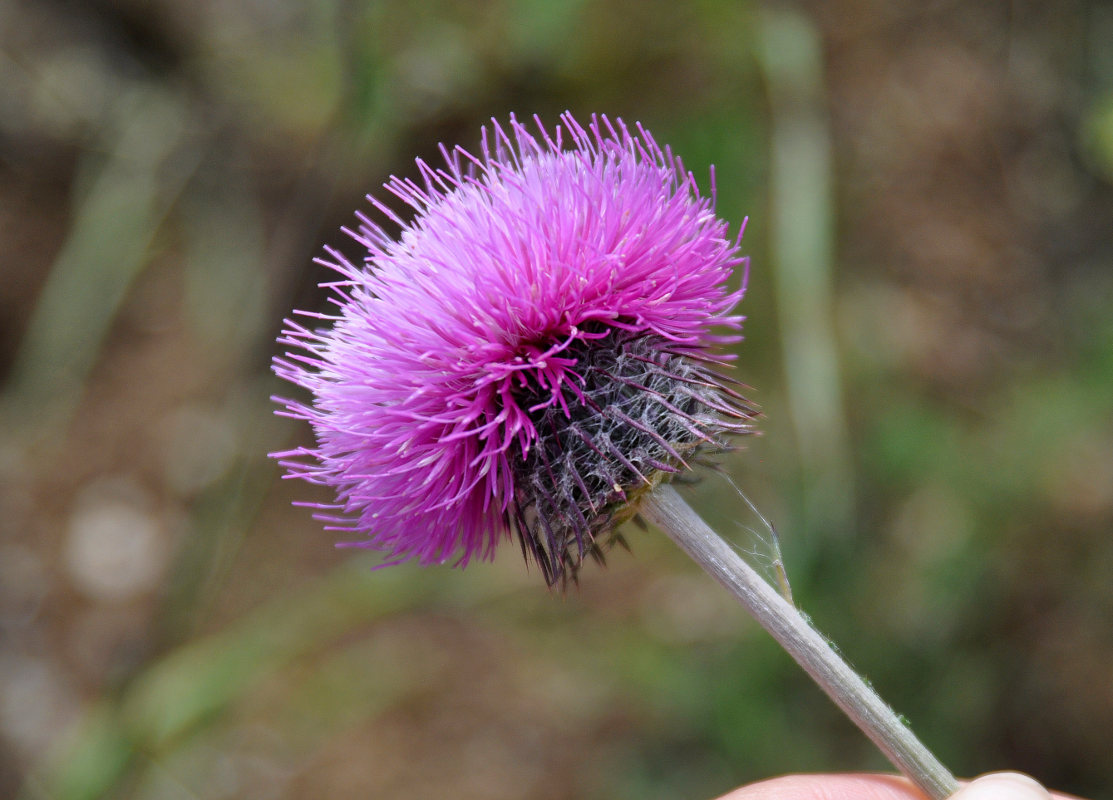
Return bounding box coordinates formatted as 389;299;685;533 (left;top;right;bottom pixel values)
956;774;1082;800
954;773;1050;800
715;773;933;800
715;774;1083;800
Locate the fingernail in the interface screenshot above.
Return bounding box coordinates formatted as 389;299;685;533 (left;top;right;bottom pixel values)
953;772;1052;800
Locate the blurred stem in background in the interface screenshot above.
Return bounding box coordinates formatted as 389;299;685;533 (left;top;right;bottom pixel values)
0;85;198;445
20;564;473;800
758;9;855;541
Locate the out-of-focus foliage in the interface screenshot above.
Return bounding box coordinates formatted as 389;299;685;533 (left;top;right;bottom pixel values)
1;1;1110;799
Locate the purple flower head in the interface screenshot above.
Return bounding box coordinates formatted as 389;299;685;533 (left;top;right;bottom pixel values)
273;112;755;584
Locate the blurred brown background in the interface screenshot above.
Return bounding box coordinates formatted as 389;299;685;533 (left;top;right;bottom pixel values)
2;1;1111;799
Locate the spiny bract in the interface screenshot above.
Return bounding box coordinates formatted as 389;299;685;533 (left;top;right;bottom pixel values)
273;112;755;585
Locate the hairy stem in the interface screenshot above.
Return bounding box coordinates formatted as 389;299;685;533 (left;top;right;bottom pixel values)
641;484;958;800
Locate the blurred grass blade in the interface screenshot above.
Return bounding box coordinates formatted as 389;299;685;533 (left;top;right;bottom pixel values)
758;9;855;536
19;702;132;800
1;86;198;440
24;562;483;800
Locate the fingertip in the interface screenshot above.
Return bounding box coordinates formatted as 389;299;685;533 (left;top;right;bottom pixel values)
952;772;1051;800
715;773;925;800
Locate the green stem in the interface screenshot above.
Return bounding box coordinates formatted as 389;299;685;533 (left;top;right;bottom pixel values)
641;484;959;800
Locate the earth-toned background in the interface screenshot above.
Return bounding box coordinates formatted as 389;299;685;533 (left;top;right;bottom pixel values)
2;1;1111;798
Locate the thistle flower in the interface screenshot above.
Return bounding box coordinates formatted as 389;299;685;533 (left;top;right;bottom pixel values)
272;112;962;799
272;112;756;584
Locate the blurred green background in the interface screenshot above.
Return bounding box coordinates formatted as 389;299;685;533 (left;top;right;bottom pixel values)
2;1;1112;798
